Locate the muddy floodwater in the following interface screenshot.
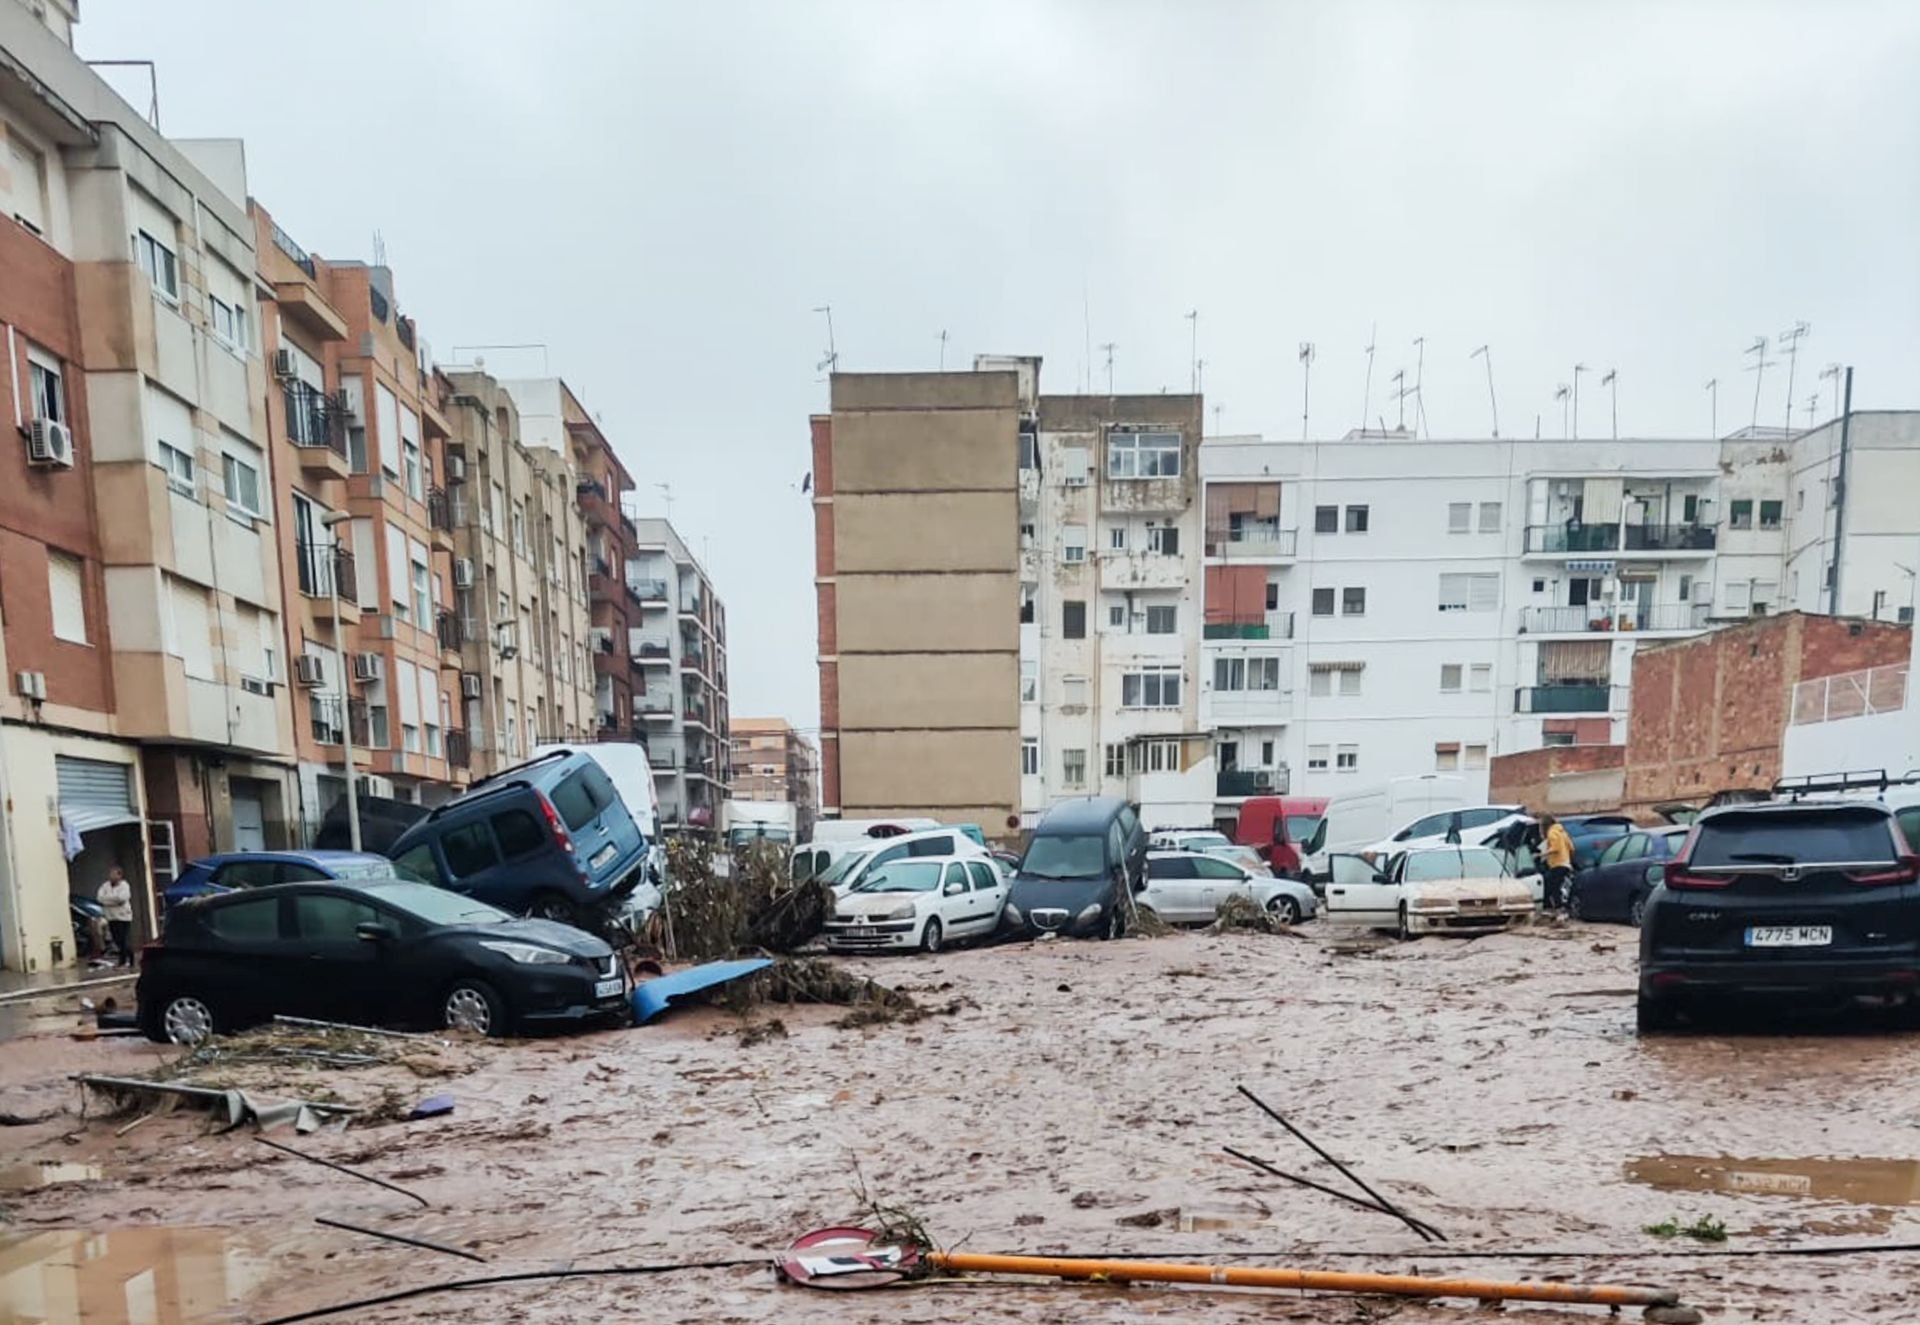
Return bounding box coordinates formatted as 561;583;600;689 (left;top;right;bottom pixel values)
6;923;1920;1322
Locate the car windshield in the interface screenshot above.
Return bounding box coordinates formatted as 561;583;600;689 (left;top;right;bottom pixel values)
852;861;943;893
1180;832;1231;850
727;827;793;847
366;883;512;926
1690;812;1897;867
1403;847;1509;881
1284;815;1322;843
818;850;872;886
1021;833;1108;879
329;859;406;881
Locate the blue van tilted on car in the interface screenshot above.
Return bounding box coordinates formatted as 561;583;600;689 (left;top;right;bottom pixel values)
385;750;649;924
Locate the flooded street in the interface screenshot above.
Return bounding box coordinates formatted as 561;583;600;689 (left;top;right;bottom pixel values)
6;923;1920;1322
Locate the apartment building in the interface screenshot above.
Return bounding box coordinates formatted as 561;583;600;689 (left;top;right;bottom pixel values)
1780;410;1920;622
629;517;730;832
729;717;818;837
442;369;596;773
811;371;1021;834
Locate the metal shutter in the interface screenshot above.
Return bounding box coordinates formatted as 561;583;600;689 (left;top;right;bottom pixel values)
56;756;137;832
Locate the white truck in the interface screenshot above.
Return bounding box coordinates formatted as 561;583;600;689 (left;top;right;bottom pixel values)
723;800;798;850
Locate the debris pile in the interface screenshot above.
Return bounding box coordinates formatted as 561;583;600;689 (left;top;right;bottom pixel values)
1209;894;1297;935
665;837;830;959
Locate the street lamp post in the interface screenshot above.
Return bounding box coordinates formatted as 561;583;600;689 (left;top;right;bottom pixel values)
320;511;360;851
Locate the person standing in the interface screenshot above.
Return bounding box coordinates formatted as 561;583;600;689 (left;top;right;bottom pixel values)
97;865;134;967
1540;814;1574;912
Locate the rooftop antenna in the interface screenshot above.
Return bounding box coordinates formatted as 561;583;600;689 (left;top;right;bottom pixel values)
371;229;388;268
1389;368;1408;431
1778;321;1811;434
1470;345;1499;437
1704;378;1719;437
812;305;837;376
1298;342;1316;441
85;59;159;129
1359;321;1377;433
1818;363;1844;420
1804;394;1820;429
1570;364;1588;440
1412;336;1429;438
656;482;675;525
1742;335;1772;430
937;328;948;372
1554;384;1571;439
1195;359;1206;397
1600;368;1618;440
1099;342;1116;396
1185;310;1199;394
1212;403;1224;437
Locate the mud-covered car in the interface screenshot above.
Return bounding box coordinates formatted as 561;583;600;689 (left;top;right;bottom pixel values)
1323;845;1536;938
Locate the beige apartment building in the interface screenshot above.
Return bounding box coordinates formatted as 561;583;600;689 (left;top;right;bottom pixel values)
811;371;1021;835
729;717;818;836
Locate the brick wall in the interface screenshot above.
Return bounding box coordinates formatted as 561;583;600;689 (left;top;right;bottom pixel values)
1489;744;1626;814
1623;612;1910;812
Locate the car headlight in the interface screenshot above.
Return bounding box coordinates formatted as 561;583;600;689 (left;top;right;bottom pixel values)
1076;903;1103;924
478;940;571;964
1409;898;1452;912
881;903;917;922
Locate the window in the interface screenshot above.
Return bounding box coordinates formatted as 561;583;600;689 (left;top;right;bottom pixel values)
1759;500;1783;529
1342;587;1366;616
1438;573;1499;613
1109;525;1127;551
1019;521;1035;547
1020;585;1035;624
1062;600;1086;639
1146;605;1176;634
157;442;195;495
1795;488;1805;512
1532;578;1546;593
1448;502;1471;534
1062;748;1087;788
1345;505;1369;533
1105;743;1125;778
1543;730;1575;748
1314;505;1338;534
1108;604;1126;629
222;452;262;519
1309;669;1330;697
1061;676;1088;707
1147;525;1179;555
48;550;87;644
1213;656;1280;691
1464;744;1488;770
1107;430;1181;479
1312;587;1335;617
1678;574;1693;602
1120;666;1181;708
1020;660;1037;703
206;897;280;942
1336;744;1359;771
1440;663;1463;692
27;350;62;424
1265;581;1279;611
1018;432;1038;469
135;229;180;301
1339;668;1361;696
1479;501;1502;533
1729;499;1753;530
552;764;616;830
1435;743;1461;772
1062;524;1086;564
1470;663;1492;692
1130;739;1178;773
1307;744;1329;771
1021;738;1039;776
411;553;431;627
294;895;381;943
1261;739;1275;765
8;135;46;233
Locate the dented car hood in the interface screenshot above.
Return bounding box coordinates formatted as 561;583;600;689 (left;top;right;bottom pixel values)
1405;876;1533;906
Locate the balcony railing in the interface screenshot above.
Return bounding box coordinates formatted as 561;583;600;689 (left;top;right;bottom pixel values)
647;744;683;768
436;610;463;652
1523;523;1622;554
369;286;389;323
1519;602;1708;634
634;638;672;659
446;729;471;769
1791;664;1909;726
628;577;669;601
1204;612;1295;641
1218;767;1288;797
427;487;453;533
1514;684;1625;714
296;541;357;602
636;696;675;715
271;223;316;279
1207;527;1299;559
1623;522;1717;553
1524;522;1717;554
284;381;347;455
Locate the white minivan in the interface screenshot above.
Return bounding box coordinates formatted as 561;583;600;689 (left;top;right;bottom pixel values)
1302;776;1470;878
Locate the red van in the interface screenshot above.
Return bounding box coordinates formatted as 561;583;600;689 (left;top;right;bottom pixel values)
1233;796;1329;876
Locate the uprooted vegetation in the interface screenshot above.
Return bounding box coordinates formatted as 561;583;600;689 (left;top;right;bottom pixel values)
1208;894;1303;935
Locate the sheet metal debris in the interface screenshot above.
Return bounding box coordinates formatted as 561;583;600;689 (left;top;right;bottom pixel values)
630;958;774;1024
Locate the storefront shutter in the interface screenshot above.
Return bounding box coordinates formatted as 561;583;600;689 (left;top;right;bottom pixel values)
56;756;138;832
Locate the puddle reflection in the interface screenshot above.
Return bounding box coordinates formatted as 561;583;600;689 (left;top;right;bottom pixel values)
0;1226;263;1324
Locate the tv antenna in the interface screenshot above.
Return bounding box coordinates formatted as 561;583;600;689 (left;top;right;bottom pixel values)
1411;336;1429;438
937;328;948;372
813;305;838;376
1704;378;1718;437
1388;368;1409;431
1600;369;1618;440
1185;310;1199;394
1099;342;1116;396
1359;322;1377;433
1818;363;1844;421
1742;335;1772;430
1212;403;1224;437
1298;342;1316;441
1570;364;1588;440
1777;321;1810;433
1804;394;1820;429
1470;345;1499;437
1195;359;1206;397
656;482;675;524
1554;384;1571;439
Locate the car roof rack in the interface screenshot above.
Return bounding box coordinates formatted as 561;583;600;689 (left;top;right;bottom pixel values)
424;771;550;820
466;747;572;794
1771;769;1920;800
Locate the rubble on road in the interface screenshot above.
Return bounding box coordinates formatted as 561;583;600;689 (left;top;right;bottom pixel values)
1208;893;1304;935
664;837;830;959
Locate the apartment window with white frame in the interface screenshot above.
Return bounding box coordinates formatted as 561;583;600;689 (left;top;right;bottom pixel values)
1108;524;1127;552
1061;676;1089;708
1339;667;1361;696
1107;603;1126;629
1345;505;1369;533
135;229;180;301
1213;656;1280;692
1309;669;1331;698
1146;605;1176;635
1147;525;1179;555
1438;573;1499;613
1465;744;1488;770
1440;663;1463;692
8;135;46;234
1435;742;1461;772
1448;502;1471;534
1307;744;1329;771
27;348;63;425
210;294;246;350
1470;663;1492;692
1479;501;1502;533
1314;505;1338;534
222;449;264;521
1312;587;1335;617
1336;744;1359;771
1107;430;1180;479
1121;666;1181;709
1020;659;1037;703
1062;748;1087;788
1342;586;1366;615
1542;730;1575;748
1021;738;1039;776
411;551;432;626
1104;743;1125;779
1062;524;1086;564
48;550;87;644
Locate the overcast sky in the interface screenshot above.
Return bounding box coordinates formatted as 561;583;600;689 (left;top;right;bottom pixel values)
77;1;1920;733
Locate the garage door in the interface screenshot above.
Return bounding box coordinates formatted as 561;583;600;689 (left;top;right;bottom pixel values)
231;784;267;852
55;756;138;833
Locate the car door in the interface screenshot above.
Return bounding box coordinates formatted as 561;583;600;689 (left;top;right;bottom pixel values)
1143;856;1199;922
190;893;295;1026
209;857;280;895
1191;854;1253;917
478;806;552;910
1595;833;1651;919
1324;854;1397;926
935;861;974;932
286;888;390;1024
1392;812;1449;846
963;860;1005;934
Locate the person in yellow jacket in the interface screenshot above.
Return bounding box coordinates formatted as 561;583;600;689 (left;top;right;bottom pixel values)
1539;814;1574;911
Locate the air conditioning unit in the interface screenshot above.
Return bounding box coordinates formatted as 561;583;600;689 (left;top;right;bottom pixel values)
446;451;467;482
496;624;518;660
352;652;384;682
15;670;47;701
453;557;475;589
295;655;326;688
26;419;74;468
272;348;297;379
461;672;482;699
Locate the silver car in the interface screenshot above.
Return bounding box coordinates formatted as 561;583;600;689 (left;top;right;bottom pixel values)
1140;850;1319;925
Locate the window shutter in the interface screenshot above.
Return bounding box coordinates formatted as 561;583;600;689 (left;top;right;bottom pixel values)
386;523;409;605
1582;477;1624;523
1469;574;1500;612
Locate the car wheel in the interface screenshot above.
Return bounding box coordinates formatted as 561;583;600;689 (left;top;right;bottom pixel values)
1565;883;1585;921
1628;893;1648;928
443;979;509;1036
1104;905;1126;941
1267;895;1302;925
528;892;576;925
1636;993;1678;1035
148;992;217;1045
1397;904;1413;942
920;917;944;954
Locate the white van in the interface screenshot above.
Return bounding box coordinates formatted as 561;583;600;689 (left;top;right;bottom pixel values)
813;826;990;898
1302;776;1469;878
811;817;942;843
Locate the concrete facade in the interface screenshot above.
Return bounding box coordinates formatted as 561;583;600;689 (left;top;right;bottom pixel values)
1781;411;1920;622
729;717;819;839
629;516;730;833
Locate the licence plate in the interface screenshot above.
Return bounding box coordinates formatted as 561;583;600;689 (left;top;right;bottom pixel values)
594;977;623;998
847;926;876;938
589;843;617;870
1746;925;1833;948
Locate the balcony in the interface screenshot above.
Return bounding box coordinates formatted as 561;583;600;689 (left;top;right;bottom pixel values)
436;610;464;654
684;708;713;732
427;487;454;547
1206;688;1295;724
633;637;673;665
1524;521;1716;557
1623;522;1717;554
647;743;683;771
628;578;670;604
1217;767;1289;798
446;729;471;769
1098;550;1187;592
1523;523;1622;555
1206;526;1299;562
285;381;349;477
1519;603;1709;635
636;695;675;719
295;541;358;609
1514;684;1626;714
1205;612;1294;641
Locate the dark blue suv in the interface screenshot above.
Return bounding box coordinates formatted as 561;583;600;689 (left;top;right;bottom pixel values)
385;750;648;924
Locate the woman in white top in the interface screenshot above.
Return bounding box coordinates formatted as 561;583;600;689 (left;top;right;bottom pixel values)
97;866;134;967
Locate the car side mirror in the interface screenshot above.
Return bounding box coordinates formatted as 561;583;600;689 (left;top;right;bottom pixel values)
942;881;966;897
1373;871;1392;885
356;921;397;944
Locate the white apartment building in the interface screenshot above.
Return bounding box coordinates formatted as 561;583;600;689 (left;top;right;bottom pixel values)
1781;410;1920;623
628;516;730;833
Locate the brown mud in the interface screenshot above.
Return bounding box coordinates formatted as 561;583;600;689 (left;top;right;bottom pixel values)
4;923;1920;1322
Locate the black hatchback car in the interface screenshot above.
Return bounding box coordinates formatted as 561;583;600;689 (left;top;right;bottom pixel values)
1004;796;1148;940
139;880;627;1042
1637;800;1920;1032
